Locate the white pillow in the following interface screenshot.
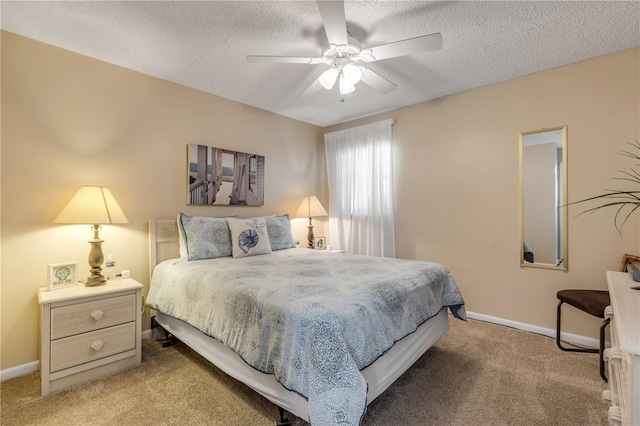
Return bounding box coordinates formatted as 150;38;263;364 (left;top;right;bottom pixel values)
227;217;273;258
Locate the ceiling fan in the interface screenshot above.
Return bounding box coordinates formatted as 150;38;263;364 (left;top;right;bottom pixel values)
246;1;442;101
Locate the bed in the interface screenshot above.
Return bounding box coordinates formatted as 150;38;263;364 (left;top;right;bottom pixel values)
146;216;466;425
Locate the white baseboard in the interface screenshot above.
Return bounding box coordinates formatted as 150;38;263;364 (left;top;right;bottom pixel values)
0;329;153;382
465;310;599;349
2;317;597;382
0;361;40;382
142;329;151;339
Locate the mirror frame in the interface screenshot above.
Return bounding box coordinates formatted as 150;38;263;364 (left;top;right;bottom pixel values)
519;126;568;271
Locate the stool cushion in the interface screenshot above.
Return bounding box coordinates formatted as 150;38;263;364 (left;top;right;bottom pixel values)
557;290;610;318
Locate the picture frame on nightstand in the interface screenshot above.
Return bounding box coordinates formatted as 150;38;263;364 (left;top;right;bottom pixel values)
48;261;78;290
314;237;326;250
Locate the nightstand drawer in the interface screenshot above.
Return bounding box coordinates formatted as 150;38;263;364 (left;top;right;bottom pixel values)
51;294;135;339
50;322;135;373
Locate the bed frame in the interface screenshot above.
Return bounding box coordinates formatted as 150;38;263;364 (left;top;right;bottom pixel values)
148;219;450;423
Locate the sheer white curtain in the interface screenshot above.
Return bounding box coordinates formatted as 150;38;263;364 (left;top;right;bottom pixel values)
324;119;396;257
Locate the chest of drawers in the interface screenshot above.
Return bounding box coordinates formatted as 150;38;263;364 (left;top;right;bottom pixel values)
38;278;143;396
603;271;640;426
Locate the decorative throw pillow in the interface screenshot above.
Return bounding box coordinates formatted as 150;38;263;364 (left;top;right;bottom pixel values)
179;213;233;261
265;214;296;251
227;217;273;258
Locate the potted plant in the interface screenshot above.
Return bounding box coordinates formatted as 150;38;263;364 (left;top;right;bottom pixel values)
570;139;640;235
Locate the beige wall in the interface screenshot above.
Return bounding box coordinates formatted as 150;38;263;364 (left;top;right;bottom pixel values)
326;48;640;340
0;32;325;370
2;30;639;372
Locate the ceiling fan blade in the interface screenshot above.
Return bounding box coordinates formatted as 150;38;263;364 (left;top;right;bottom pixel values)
246;55;320;64
316;0;348;47
367;33;442;61
359;68;397;94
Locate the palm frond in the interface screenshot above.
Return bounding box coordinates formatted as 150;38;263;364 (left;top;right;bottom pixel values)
569;140;640;235
615;169;640;182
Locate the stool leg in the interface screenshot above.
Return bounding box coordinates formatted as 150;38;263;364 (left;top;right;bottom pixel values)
600;318;610;383
556;300;598;353
556;300;564;350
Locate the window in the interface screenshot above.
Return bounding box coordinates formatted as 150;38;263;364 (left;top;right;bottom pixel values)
324;119;396;257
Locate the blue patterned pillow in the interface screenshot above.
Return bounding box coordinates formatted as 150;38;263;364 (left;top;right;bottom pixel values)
227;217;273;258
265;215;295;250
179;213;233;261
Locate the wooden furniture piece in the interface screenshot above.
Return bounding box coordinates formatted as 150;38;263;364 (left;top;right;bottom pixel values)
603;271;640;426
556;289;610;381
619;253;640;275
38;278;143;396
310;248;345;253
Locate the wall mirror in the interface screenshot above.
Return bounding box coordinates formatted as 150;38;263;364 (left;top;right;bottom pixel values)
519;126;568;270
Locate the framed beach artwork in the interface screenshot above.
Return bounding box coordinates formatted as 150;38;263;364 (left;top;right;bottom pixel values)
620;253;640;273
187;144;265;206
48;261;78;291
314;237;326;250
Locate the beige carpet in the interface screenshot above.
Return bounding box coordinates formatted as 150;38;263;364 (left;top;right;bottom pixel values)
1;318;608;425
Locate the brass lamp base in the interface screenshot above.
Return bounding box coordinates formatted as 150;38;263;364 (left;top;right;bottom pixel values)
85;224;107;286
84;274;107;286
307;217;315;249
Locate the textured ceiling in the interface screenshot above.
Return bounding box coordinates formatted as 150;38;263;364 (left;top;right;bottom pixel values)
1;1;639;127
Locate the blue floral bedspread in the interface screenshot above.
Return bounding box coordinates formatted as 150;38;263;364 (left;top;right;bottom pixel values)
146;249;465;425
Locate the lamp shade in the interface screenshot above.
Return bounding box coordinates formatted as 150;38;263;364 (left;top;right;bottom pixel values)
341;64;362;85
54;186;128;224
319;67;339;90
295;196;328;219
339;76;356;95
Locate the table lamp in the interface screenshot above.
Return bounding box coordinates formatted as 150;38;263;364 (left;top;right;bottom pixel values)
54;186;128;286
295;195;328;248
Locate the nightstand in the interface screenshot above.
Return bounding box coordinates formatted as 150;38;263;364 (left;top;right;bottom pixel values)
603;271;640;425
299;247;345;253
38;278;143;396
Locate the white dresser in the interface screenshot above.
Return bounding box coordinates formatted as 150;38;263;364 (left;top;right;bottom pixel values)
38;278;143;396
603;271;640;426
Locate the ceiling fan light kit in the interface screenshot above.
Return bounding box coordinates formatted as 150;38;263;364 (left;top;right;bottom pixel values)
246;0;442;100
319;62;363;95
339;77;355;96
342;64;362;84
319;67;339;90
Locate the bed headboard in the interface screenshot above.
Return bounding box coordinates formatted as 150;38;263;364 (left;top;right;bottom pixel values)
148;219;180;280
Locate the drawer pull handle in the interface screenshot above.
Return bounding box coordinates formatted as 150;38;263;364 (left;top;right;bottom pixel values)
604;305;614;319
90;340;104;352
608;406;622;425
90;310;104;321
603;347;623;365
